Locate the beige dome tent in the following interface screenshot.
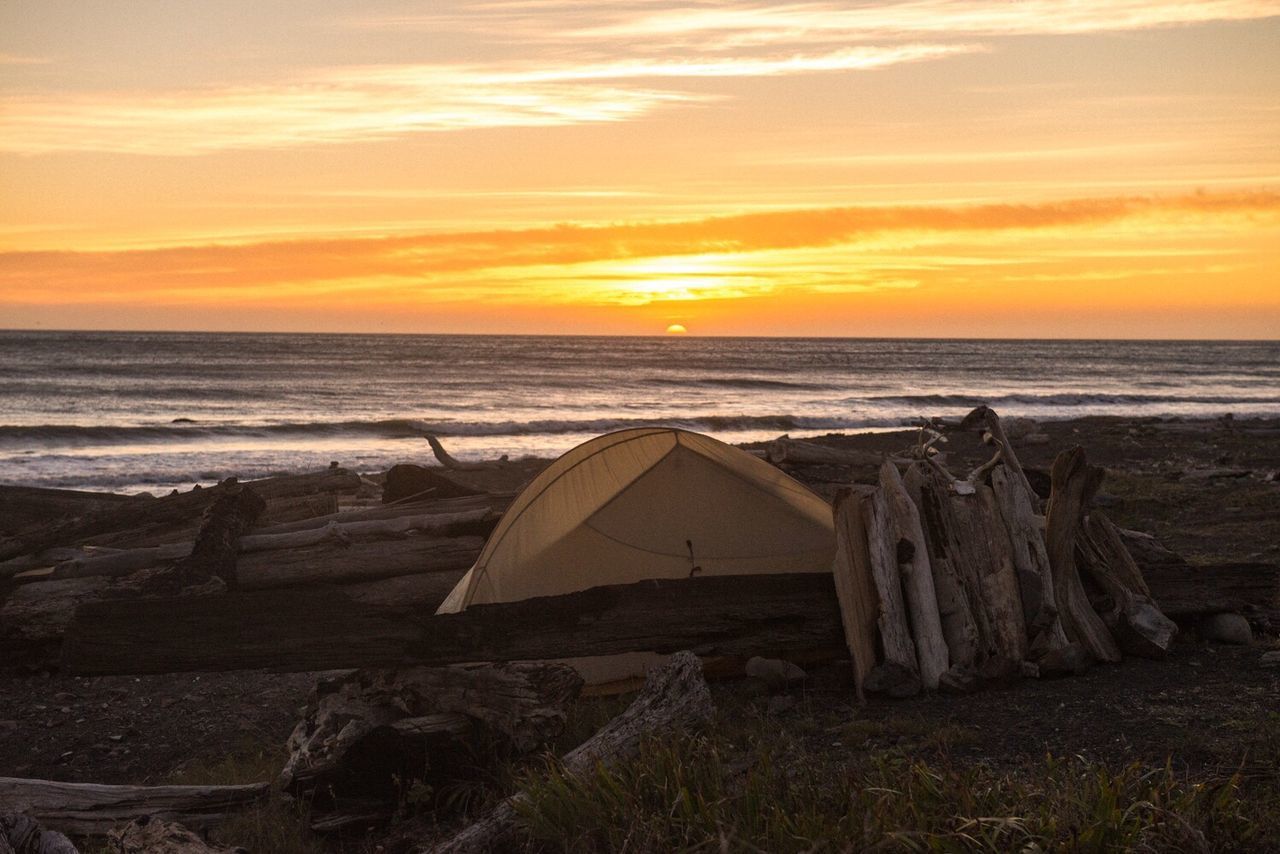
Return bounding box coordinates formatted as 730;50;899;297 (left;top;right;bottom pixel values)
437;427;836;615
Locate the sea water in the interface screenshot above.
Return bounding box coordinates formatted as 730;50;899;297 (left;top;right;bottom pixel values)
1;330;1277;494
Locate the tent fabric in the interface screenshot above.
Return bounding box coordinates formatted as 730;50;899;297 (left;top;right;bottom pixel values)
437;427;836;614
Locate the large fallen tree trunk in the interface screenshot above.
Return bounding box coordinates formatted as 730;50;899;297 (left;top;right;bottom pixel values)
766;436;882;467
62;573;845;676
0;485;139;537
0;778;268;836
427;651;714;854
250;494;504;536
0;470;361;564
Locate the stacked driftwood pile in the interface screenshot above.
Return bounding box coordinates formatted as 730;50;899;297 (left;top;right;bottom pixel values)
829;406;1179;701
0;463;505;670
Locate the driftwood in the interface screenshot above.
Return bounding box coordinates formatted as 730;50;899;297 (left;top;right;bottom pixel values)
766;437;882;468
0;470;360;564
167;484;265;591
0;778;268;836
257;492;339;527
21;511;490;584
903;464;980;672
0;814;79;854
424;435;506;471
237;536;480;590
281;663;582;806
383;464;482;503
0;485;138;537
960;406;1036;505
62;574;845;676
990;466;1070;656
877;462;948;689
1078;512;1177;658
249;493;503;536
428;651;713;854
107;816;241;853
1044;448;1121;663
829;489;879;702
864;489;922;696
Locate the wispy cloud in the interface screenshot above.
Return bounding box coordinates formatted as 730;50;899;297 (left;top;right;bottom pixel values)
0;43;977;155
3;189;1274;306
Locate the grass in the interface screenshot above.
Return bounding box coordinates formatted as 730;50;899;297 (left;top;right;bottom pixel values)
512;705;1280;853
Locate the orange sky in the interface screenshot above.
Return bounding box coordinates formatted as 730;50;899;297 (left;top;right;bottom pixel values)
1;1;1277;337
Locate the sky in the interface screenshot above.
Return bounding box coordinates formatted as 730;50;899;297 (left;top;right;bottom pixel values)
1;1;1277;338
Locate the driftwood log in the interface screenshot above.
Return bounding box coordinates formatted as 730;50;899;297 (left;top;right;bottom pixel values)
877;462;948;689
863;489;921;696
829;489;879;702
766;437;881;468
62;574;845;676
1078;512;1177;658
1044;448;1121;663
424;435;506;471
282;663;582;814
0;778;268;836
427;651;714;854
0;470;361;565
164;483;265;591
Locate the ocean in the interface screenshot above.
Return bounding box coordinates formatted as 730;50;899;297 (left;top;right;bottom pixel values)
1;330;1277;495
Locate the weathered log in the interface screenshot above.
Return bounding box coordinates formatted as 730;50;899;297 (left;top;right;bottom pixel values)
0;577;113;667
906;465;1022;678
766;437;882;468
959;406;1036;508
428;651;713;854
257;493;339;527
62;573;845;676
170;484;266;590
281;663;582;803
424;435;506;471
0;485;138;537
0;814;80;854
990;465;1070;656
864;489;921;694
383;464;482;503
339;569;468;609
250;493;503;536
237;536;481;591
829;489;879;702
877;462;948;689
0;470;360;564
1044;448;1120;663
0;778;268;836
107;816;241;853
1078;511;1177;658
25;511;489;584
903;465;980;672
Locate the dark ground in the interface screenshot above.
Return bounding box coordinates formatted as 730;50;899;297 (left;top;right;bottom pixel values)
1;415;1277;792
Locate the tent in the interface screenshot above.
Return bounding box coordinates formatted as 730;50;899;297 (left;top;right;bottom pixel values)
437;427;836;615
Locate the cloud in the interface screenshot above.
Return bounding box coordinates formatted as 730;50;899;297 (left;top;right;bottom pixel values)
2;189;1274;306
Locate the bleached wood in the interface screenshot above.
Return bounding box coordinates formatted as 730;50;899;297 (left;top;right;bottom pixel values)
766;436;881;467
1079;511;1176;658
878;462;948;689
865;488;921;692
1044;447;1121;663
830;489;880;702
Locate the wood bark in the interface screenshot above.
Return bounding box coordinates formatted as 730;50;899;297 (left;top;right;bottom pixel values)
829;489;879;702
427;651;713;854
990;465;1070;656
0;778;268;836
1044;448;1121;663
864;489;921;694
877;462;948;689
972;485;1030;668
281;663;582;802
258;493;339;527
250;493;503;536
169;484;266;590
765;437;882;468
62;573;845;676
237;536;481;590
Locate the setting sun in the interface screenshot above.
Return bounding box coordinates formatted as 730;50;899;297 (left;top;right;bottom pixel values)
666;324;688;335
